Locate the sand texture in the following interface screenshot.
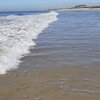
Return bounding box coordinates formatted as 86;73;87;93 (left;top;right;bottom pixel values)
0;66;100;100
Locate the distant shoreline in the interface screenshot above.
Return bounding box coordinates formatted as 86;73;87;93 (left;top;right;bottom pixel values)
55;8;100;11
51;5;100;11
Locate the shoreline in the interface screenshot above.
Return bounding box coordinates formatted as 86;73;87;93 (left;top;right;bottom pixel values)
1;9;100;100
55;8;100;11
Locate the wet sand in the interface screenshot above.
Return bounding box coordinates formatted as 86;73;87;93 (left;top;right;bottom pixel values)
0;65;100;100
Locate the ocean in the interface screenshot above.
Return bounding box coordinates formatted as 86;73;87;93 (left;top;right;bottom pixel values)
0;10;100;74
0;11;58;74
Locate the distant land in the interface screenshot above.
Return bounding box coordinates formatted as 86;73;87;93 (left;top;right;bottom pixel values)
49;5;100;11
72;5;100;9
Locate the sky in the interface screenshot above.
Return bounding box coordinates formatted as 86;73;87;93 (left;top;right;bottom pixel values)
0;0;100;11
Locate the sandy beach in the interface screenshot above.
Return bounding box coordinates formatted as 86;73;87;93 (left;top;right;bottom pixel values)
0;65;100;100
1;10;100;100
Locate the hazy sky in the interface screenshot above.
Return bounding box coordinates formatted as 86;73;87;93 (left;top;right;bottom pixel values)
0;0;100;11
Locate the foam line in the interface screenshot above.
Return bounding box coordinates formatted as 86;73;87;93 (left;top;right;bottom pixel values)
0;11;59;74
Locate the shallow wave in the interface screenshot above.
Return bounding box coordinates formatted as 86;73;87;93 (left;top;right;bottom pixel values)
0;11;58;74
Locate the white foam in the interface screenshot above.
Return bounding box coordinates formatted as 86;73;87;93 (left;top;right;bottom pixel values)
0;11;59;74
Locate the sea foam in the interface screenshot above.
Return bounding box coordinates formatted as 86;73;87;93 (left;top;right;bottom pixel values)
0;11;58;74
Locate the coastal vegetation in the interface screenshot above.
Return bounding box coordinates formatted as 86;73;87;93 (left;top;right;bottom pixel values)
67;5;100;10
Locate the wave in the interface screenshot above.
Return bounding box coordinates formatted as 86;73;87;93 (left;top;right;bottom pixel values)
0;11;59;74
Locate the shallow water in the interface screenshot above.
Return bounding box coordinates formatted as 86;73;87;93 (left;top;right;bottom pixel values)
1;10;100;74
24;10;100;69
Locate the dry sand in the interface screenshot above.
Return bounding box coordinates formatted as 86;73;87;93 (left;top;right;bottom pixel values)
0;66;100;100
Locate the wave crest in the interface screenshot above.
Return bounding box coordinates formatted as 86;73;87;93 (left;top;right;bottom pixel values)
0;11;59;74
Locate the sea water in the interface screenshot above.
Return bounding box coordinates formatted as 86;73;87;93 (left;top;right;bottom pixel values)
1;10;100;75
0;11;58;74
26;10;100;69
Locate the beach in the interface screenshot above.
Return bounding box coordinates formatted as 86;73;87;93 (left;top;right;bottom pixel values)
0;66;100;100
0;10;100;100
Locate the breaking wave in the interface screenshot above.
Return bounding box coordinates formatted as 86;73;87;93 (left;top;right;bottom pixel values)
0;11;58;74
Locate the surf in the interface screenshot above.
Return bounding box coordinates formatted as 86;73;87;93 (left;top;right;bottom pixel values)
0;11;59;74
